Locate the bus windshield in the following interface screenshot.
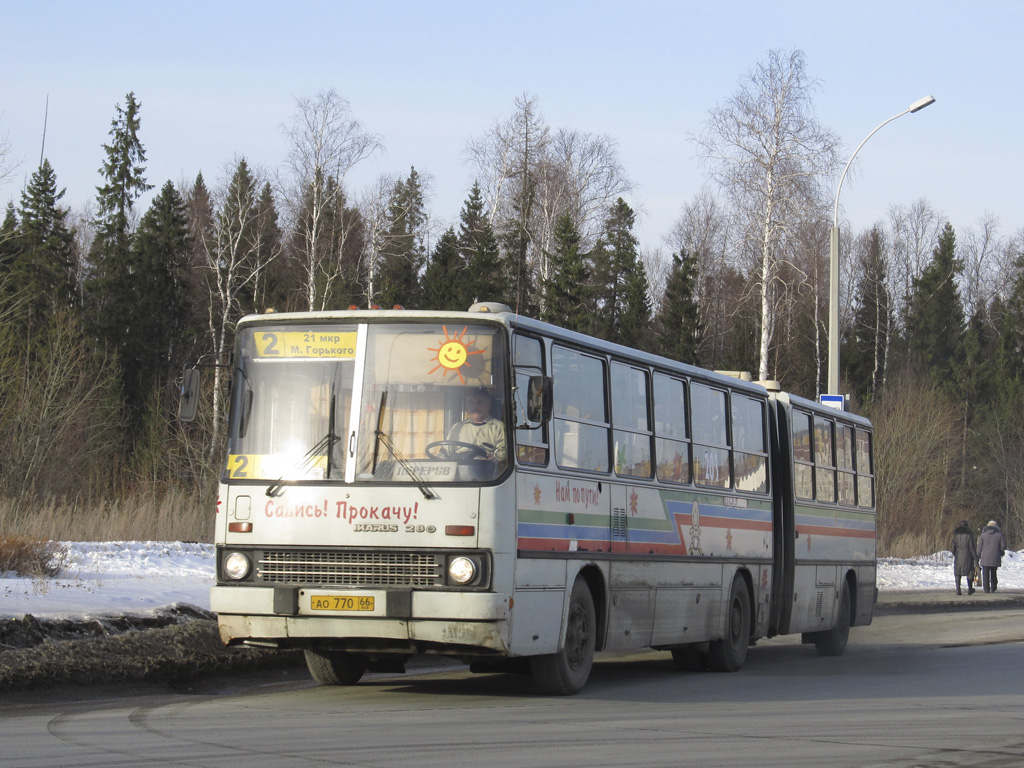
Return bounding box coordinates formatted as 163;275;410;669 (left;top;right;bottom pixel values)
226;321;509;486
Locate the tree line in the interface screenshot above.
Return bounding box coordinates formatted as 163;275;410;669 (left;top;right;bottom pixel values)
1;50;1023;554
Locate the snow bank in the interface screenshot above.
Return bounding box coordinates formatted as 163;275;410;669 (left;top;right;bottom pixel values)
3;542;1023;620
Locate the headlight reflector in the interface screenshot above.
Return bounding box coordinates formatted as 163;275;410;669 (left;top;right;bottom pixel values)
224;551;251;580
448;556;477;585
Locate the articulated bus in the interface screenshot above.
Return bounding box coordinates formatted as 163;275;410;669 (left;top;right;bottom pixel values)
183;302;876;695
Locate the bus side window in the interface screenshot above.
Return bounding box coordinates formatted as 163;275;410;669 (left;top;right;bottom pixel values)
611;362;652;479
814;416;836;503
792;410;814;500
691;383;730;489
836;423;856;505
856;428;875;508
514;335;548;466
654;374;690;484
552;346;609;473
732;395;768;493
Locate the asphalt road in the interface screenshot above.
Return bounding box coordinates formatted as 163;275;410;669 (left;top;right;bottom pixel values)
2;592;1023;768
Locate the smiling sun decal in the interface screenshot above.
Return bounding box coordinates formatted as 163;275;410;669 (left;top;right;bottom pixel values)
428;326;484;384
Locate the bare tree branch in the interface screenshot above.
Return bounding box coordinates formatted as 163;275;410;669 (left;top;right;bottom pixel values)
693;49;840;380
283;89;383;310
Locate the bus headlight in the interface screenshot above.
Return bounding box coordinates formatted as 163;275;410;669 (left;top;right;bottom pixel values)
223;551;251;580
448;556;477;585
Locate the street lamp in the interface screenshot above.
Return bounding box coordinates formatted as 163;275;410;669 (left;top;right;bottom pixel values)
827;95;935;399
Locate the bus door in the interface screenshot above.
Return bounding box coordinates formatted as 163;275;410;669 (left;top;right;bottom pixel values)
767;397;796;636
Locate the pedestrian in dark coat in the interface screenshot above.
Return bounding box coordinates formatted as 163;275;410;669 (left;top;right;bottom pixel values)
976;520;1008;593
950;520;977;595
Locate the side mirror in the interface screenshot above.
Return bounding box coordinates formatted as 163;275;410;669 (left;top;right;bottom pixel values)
178;367;201;422
526;376;552;423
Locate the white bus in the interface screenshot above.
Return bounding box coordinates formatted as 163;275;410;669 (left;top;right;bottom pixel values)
184;302;876;694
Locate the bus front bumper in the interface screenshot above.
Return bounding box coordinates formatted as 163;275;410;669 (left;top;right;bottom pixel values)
210;586;511;652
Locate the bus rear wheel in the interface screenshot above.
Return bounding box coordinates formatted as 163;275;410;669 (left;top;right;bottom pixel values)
811;580;851;657
707;575;751;673
304;649;368;685
531;578;596;695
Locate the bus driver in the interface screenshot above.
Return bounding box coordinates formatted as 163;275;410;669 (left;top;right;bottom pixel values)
447;387;507;464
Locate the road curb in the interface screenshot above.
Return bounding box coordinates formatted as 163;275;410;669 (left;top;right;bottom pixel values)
874;589;1024;616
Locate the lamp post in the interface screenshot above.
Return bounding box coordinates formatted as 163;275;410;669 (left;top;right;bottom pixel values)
827;95;936;398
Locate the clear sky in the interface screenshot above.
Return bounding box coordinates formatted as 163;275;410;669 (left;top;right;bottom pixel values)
1;0;1020;255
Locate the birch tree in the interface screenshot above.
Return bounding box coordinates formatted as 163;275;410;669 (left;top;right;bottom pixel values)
0;114;17;198
359;172;400;305
465;94;631;311
959;213;1004;322
284;89;382;310
887;198;944;322
194;159;278;457
667;190;742;368
693;49;840;381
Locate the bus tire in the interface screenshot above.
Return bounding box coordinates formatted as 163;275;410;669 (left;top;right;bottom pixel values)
707;575;751;673
813;580;851;657
304;649;368;685
530;578;596;695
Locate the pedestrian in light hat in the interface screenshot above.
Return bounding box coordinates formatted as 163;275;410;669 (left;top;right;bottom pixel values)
950;519;977;595
976;520;1008;593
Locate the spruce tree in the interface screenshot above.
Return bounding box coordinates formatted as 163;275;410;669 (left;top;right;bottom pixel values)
501;220;536;316
590;198;648;345
996;250;1024;385
620;259;652;350
89;91;152;290
541;212;591;333
458;183;503;307
421;227;467;311
11;159;76;328
654;250;702;364
959;309;997;410
184;173;216;352
0;204;17;281
85;92;153;432
375;168;426;308
219;158;262;313
843;227;892;403
251;182;288;311
903;222;965;394
126;180;192;424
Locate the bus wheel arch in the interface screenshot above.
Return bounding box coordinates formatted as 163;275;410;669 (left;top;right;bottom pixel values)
810;573;854;657
530;570;601;695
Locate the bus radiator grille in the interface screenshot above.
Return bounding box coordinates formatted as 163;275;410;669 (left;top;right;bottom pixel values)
257;549;443;587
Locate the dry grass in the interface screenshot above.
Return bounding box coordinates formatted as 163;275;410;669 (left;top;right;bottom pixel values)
0;489;214;544
0;535;69;577
877;530;940;560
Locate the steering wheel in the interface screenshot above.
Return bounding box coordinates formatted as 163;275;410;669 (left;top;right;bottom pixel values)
425;440;490;461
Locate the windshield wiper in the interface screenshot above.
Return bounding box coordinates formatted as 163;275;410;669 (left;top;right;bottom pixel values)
237;366;253;438
374;429;437;500
325;388;337;479
266;431;335;497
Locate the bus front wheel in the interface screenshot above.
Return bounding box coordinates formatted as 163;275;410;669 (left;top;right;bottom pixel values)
531;578;596;695
707;575;751;673
304;649;368;685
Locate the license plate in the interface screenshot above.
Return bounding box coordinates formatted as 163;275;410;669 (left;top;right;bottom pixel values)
310;594;375;612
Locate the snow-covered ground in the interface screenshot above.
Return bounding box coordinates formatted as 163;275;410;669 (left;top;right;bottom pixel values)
1;542;214;620
1;542;1022;620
